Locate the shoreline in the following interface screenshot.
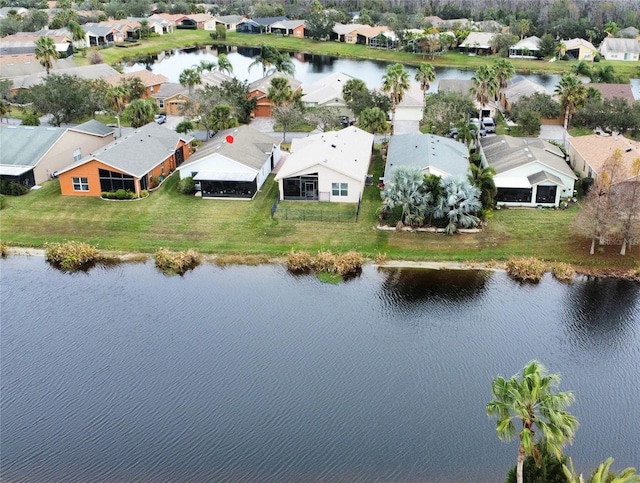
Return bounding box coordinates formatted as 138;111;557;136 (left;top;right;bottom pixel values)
5;247;638;282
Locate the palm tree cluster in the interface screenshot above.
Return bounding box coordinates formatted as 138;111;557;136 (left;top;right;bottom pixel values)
248;45;295;78
380;167;482;234
470;59;515;118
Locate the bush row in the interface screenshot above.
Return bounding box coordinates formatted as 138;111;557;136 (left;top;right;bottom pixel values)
101;189;148;199
45;241;100;272
287;250;365;277
506;257;577;283
154;248;201;275
0;180;30;196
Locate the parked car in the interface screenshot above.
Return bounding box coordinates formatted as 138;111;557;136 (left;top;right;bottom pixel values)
469;118;486;137
482;117;496;133
155;113;167;125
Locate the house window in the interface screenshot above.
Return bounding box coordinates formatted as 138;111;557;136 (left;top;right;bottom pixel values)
73;148;82;162
158;99;165;108
72;177;89;191
332;182;348;196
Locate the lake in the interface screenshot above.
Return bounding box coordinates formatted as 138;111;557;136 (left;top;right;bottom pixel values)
1;256;639;482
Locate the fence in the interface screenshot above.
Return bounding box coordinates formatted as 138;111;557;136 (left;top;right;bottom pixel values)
271;193;359;223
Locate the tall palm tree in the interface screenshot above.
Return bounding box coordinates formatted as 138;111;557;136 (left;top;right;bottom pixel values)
216;53;233;75
34;36;58;75
415;62;436;97
68;20;86;52
468;164;497;209
487;360;579;483
267;76;293;107
105;84;129;138
382;63;410;133
271;52;295;76
492;58;515;101
179;67;201;96
358;106;389;135
554;73;587;130
518;18;532;39
248;44;279;77
342;78;367;120
564;457;640;483
470;64;499;118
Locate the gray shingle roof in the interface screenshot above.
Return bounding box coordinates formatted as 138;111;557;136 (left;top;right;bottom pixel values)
69;120;114;137
383;133;469;181
181;125;276;171
59;123;193;178
0;125;66;168
528;170;564;186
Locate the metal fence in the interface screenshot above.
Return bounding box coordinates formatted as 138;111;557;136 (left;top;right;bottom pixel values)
272;194;359;222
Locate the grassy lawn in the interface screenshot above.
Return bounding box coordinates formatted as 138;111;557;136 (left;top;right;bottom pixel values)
73;30;640;80
2;152;638;272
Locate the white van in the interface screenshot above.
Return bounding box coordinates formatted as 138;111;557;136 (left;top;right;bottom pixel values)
482;117;496;133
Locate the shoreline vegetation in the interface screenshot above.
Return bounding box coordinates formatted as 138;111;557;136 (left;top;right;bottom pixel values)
78;31;640;80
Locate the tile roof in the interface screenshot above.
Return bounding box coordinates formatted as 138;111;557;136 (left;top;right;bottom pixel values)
105;69;168;88
586;83;635;103
459;32;495;49
568;134;640;182
383;133;469;180
7;63;120;89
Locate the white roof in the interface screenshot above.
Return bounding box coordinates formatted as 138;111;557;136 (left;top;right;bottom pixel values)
0;164;32;176
193;170;255;182
275;126;374;181
564;38;597;52
180;153;258;181
301;72;355;104
459;32;494;49
510;36;540;51
494;176;531;188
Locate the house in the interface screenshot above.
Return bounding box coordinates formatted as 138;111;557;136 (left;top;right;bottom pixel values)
105;70;168;98
391;82;424;121
382;133;469;183
57;123;193;197
149;13;186;32
237;16;288;34
270;19;306;38
128;17;167;35
458;32;495;55
500;75;548;111
6;62;120;91
568;134;640;184
84;22;139;46
178;125;280;199
180;13;213;29
300;71;355;116
508;36;541;59
586;83;635;104
422;16;444;28
616;26;640;40
248;72;303;117
0;120;115;188
208;14;245;32
479;135;577;207
0;32;73;58
151;82;190;115
564;38;599;61
598;37;640;61
275;126;374;203
0;7;28;19
438;78;497;118
356;26;391;46
331;23;367;43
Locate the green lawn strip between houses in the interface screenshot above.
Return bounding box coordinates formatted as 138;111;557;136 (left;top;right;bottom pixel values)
75;30;640;81
1;153;638;272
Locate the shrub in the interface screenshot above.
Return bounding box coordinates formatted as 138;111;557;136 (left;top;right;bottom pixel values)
150;176;161;189
375;252;387;264
313;250;337;273
45;241;100;271
115;189;128;199
88;50;103;64
0;180;30;196
140;189;149;198
0;241;7;258
334;251;364;276
154;248;201;275
286;250;313;272
506;257;546;282
178;177;196;195
551;262;575;282
22;111;40;126
0;194;6;209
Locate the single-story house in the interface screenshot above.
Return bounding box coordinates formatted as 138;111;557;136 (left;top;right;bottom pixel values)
508;36;541;59
331;23;367;43
0;33;73;58
208;14;245;32
128;17;167;36
269;19;306;38
275;126;374;203
356;26;391;46
564;38;599;61
568;134;640;184
105;69;168;98
57;123;193;197
3;60;120;92
500;75;548;111
178;125;281;199
438;78;497;119
479;135;577;207
237;16;288;34
616;26;640;40
391;82;424;121
151;82;190;115
248;72;303;117
149;13;186;32
84;22;139;46
598;37;640;61
300;71;355;116
586;83;636;104
0;120;115;188
382;133;469;183
180;14;213;29
458;32;495;55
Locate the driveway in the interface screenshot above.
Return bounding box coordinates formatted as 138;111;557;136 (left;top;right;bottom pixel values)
539;124;570;147
393;120;421;135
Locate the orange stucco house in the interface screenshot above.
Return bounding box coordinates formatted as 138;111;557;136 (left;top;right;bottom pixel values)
57;123;193;197
105;69;168;99
248;72;302;117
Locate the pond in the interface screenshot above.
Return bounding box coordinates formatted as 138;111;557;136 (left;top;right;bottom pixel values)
1;256;639;482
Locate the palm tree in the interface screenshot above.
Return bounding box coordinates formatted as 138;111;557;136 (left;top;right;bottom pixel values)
438;175;482;234
179;67;201;96
34;36;58;75
342;78;367;120
68;20;86;53
196;59;216;73
470;64;499;118
570;60;591;78
518;18;532;39
271;52;295;76
492;58;515;101
564;457;640;483
591;64;617;83
381;166;429;227
105;84;129;138
267;76;293;107
487;360;579;483
468;164;497;209
555;41;567;59
358;106;389;135
248;44;279;77
382;63;410;134
216;53;233;75
126;99;156;128
415;62;436;97
554;73;587;130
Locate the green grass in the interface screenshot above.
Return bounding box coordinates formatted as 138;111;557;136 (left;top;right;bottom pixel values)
73;30;640;80
568;126;594;137
1;154;638;273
